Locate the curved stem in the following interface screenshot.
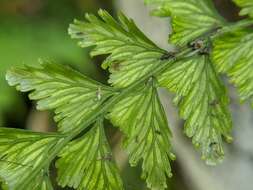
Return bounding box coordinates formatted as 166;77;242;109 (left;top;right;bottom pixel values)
211;18;253;39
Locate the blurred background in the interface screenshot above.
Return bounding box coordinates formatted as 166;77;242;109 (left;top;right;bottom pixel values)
0;0;252;190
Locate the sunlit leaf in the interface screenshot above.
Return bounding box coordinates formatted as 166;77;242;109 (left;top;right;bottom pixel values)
233;0;253;17
0;128;61;190
145;0;226;46
69;9;166;88
159;55;232;164
6;61;116;133
212;30;253;106
108;79;175;190
56;119;123;190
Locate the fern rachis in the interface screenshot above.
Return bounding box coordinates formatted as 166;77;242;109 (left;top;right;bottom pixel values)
1;1;253;189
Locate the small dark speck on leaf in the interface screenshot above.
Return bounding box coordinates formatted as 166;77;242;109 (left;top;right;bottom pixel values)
76;32;84;36
155;130;162;135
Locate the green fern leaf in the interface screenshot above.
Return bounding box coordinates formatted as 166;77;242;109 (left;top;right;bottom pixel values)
56;118;123;190
233;0;253;17
145;0;226;46
159;55;232;165
69;10;166;88
108;79;175;190
6;61;116;133
38;176;54;190
144;0;172;17
0;128;61;190
212;30;253;106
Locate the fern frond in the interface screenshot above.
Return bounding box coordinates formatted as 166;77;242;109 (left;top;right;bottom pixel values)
159;55;232;165
233;0;253;17
145;0;226;46
0;128;62;190
212;30;253;106
56;118;123;190
6;61;116;133
3;6;253;190
69;9;167;88
108;78;175;190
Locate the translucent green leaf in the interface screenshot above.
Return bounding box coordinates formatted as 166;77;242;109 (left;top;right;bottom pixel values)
145;0;226;46
69;9;166;88
38;176;54;190
233;0;253;17
0;128;61;190
56;119;123;190
6;61;116;133
159;55;232;165
108;79;175;190
212;30;253;106
144;0;172;17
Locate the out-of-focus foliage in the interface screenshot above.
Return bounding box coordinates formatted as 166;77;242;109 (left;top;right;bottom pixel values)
0;0;110;126
233;0;253;17
0;22;90;123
